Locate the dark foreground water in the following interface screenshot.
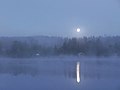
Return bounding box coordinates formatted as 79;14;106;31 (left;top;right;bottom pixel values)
0;57;120;90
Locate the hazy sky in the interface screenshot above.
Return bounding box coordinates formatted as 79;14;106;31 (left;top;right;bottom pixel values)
0;0;120;37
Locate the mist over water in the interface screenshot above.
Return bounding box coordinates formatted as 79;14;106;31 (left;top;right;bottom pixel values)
0;57;120;90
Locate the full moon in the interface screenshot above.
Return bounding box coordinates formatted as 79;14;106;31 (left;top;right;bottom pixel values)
77;28;80;33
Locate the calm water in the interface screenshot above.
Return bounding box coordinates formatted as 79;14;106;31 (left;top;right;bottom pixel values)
0;57;120;90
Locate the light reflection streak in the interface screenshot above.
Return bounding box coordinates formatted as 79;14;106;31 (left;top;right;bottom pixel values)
76;62;80;83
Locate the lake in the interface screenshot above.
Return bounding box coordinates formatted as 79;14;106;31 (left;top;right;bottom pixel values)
0;56;120;90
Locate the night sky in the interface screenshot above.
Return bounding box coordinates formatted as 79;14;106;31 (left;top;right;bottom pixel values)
0;0;120;37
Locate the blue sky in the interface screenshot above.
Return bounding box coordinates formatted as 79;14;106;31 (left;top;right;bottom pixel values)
0;0;120;37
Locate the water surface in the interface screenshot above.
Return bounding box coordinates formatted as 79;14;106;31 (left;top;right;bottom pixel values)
0;57;120;90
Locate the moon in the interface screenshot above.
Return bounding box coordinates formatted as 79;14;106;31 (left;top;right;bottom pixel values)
77;28;80;33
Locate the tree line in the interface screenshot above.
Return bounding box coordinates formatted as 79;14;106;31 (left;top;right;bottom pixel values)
0;36;120;57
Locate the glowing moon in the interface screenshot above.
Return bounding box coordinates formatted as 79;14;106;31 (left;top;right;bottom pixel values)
77;28;80;32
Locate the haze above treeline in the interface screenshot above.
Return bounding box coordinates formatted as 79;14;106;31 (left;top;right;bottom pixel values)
0;36;120;58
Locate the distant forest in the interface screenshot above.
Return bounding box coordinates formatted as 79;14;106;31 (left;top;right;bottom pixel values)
0;36;120;57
